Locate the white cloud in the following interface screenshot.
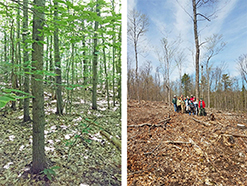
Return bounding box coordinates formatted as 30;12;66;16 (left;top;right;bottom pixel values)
128;0;137;11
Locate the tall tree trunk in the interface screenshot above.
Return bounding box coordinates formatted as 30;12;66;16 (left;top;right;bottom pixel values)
4;29;8;82
92;2;99;110
10;19;17;110
31;0;46;173
192;0;200;99
102;33;110;109
17;0;23;109
54;1;63;115
23;0;30;122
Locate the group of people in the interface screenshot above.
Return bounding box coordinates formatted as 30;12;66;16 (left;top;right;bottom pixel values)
172;95;206;116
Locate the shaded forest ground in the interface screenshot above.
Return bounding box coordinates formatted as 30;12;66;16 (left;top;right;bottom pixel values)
0;88;121;185
127;100;247;186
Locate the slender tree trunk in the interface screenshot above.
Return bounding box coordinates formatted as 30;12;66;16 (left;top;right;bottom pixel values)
10;19;17;110
54;1;63;115
102;33;110;109
23;0;30;122
192;0;200;99
4;30;8;82
31;0;46;173
92;2;99;110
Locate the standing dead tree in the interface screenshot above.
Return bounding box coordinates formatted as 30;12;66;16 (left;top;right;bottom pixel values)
203;34;226;107
128;9;149;101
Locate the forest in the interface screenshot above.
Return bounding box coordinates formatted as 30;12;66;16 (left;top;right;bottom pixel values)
127;0;247;185
0;0;122;185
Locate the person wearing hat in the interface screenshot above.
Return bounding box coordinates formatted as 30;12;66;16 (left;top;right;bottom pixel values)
198;98;206;116
172;95;177;112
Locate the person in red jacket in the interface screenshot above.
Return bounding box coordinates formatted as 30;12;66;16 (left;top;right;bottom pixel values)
198;98;206;116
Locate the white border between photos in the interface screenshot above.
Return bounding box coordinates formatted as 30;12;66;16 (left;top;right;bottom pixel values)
121;0;127;185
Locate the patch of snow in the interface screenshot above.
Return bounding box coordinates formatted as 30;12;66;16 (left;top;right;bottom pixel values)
80;184;89;186
44;130;48;134
80;99;85;104
19;145;25;151
60;125;69;130
47;140;54;144
9;135;15;141
64;134;71;139
55;139;61;143
99;108;106;111
84;156;88;159
45;146;55;152
3;162;13;169
73;117;82;122
17;115;23;119
87;110;91;115
50;125;56;131
90;132;102;142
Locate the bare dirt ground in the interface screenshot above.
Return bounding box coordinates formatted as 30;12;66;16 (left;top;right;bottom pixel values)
127;100;247;186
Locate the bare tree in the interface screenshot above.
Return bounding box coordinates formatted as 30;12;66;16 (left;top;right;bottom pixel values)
191;0;219;99
128;8;149;101
175;50;186;95
156;37;180;104
238;54;247;83
203;34;226;107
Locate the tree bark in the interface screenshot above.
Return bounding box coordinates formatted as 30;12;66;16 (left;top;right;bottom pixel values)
192;0;200;99
54;1;63;115
92;1;99;110
23;0;30;122
31;0;46;174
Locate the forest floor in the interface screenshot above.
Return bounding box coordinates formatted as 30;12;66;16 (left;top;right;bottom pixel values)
127;100;247;186
0;88;121;185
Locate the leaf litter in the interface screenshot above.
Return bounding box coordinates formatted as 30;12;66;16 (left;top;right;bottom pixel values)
127;100;247;186
0;89;121;185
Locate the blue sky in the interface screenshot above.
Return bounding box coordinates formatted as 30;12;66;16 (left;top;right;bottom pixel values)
127;0;247;83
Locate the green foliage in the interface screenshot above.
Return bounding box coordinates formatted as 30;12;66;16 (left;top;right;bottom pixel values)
0;89;34;108
40;166;60;181
181;73;191;96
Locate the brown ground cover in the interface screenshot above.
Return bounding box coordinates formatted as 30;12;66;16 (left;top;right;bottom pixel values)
127;100;247;185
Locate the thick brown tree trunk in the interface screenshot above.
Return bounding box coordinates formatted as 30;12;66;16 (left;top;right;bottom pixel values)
31;0;46;173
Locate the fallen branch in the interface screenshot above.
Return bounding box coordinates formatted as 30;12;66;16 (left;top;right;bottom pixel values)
100;130;121;151
128;123;152;127
163;141;192;144
157;118;171;124
221;133;247;138
83;117;121;151
192;118;211;126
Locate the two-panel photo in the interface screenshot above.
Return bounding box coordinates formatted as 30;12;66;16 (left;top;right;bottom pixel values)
0;0;246;185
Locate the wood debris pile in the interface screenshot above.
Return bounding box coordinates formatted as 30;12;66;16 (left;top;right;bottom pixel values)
127;100;247;185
